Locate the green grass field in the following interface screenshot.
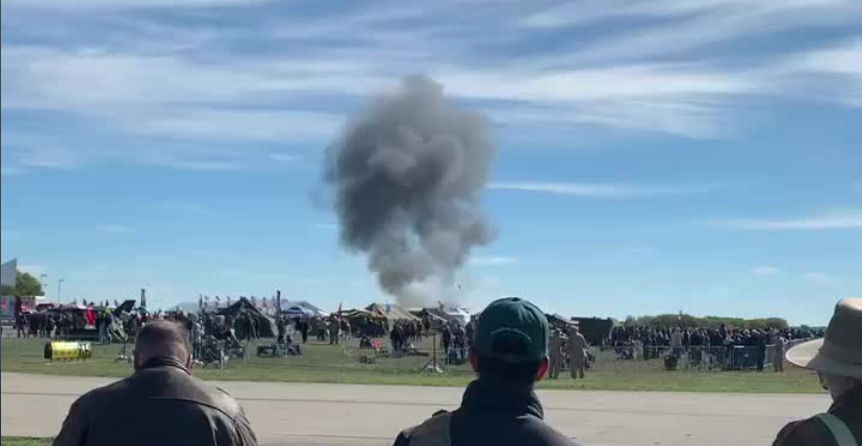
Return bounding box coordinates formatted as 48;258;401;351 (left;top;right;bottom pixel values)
0;337;822;393
0;438;50;446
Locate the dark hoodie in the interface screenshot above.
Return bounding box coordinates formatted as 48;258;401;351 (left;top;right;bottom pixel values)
394;379;581;446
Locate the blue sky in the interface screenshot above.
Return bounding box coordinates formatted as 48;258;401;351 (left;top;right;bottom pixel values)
1;0;860;325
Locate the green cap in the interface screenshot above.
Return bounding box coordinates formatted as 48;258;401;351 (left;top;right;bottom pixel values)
474;297;549;363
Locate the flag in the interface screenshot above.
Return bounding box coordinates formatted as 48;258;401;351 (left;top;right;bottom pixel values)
198;294;204;311
337;302;343;318
215;295;221;302
114;299;119;307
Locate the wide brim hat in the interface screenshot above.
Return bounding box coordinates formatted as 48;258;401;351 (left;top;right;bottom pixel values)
786;298;862;379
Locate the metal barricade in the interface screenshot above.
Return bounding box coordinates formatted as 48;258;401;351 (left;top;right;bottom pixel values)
592;345;788;372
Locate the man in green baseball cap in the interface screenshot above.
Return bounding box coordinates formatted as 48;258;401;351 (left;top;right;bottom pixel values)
393;297;582;446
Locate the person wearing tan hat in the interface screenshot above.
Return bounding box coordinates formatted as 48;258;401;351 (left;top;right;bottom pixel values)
772;298;861;446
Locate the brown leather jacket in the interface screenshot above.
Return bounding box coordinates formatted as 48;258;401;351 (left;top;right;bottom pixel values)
772;385;861;446
53;357;258;446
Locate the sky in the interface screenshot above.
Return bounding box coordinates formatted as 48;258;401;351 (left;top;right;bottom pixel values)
1;0;860;326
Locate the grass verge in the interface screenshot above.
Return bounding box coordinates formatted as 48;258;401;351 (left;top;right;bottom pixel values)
1;338;821;393
1;438;51;446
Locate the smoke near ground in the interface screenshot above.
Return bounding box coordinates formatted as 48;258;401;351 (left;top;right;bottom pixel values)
323;75;498;306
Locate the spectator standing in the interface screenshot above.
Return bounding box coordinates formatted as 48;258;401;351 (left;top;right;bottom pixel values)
548;328;564;379
328;317;341;345
441;324;452;356
17;313;27;338
773;330;786;373
567;326;588;380
772;298;861;446
299;318;309;344
392;297;582;446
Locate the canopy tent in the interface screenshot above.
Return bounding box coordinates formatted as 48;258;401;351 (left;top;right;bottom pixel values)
366;303;421;322
218;297;278;338
342;308;386;321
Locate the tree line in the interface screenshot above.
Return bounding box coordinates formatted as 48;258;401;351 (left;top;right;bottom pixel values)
623;313;790;330
0;272;44;297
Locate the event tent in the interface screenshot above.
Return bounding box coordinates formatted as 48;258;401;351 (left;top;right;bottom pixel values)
366;303;421;322
218;297;278;338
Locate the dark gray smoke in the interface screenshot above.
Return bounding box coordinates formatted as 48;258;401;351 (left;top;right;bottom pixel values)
324;75;497;305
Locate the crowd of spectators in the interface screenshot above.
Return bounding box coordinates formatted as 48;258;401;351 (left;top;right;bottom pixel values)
608;324;823;371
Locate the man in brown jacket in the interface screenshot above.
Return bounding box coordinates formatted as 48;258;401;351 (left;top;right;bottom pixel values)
772;298;861;446
53;320;258;446
567;326;587;380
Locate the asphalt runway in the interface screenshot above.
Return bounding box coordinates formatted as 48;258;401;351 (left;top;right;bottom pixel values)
1;372;829;446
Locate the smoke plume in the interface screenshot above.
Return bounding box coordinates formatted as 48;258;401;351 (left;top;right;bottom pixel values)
323;75;497;305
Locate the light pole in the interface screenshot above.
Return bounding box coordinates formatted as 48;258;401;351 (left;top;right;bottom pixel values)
39;274;48;296
58;278;65;303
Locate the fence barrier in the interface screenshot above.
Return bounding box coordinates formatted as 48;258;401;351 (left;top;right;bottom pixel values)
1;335;815;376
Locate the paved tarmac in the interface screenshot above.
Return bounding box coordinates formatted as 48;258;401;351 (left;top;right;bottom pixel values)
1;372;829;446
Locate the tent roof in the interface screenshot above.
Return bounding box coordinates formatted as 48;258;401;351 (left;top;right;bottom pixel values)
366;303;420;322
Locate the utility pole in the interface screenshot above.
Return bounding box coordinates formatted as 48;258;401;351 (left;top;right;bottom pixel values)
58;278;65;303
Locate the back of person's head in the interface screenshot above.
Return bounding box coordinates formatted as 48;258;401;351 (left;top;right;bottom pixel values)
134;320;192;372
786;298;862;401
469;297;549;387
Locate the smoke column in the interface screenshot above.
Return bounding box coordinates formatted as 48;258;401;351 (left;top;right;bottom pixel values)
323;75;497;305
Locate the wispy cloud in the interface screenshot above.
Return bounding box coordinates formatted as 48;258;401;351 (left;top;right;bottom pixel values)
802;272;834;283
718;210;862;230
470;256;518;266
750;266;780;276
489;181;721;198
97;224;135;234
1;0;860;172
522;0;862;64
2;0;277;9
